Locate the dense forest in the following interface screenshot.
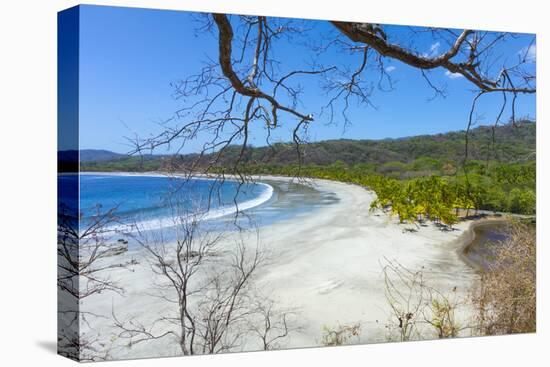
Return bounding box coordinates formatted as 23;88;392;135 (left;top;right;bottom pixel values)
77;120;536;220
79;121;534;170
211;119;535;168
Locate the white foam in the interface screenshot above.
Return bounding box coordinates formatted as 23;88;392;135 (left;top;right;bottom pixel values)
128;182;273;232
86;175;275;233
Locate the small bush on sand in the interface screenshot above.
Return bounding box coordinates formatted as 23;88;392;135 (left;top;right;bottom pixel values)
321;324;361;346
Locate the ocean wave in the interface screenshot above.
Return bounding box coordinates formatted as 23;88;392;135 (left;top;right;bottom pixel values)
111;181;274;233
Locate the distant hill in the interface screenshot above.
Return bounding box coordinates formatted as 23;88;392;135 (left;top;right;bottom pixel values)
80;149;124;162
77;120;535;172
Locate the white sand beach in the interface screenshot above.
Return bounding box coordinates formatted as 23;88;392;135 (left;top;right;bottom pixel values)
81;176;479;359
246;177;478;347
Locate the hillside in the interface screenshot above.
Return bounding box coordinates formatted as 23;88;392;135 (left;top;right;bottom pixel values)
216;120;535;167
79;149;124;162
76;120;535;172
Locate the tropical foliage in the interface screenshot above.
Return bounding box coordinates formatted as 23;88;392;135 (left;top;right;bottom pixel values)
238;159;536;223
79;121;535;222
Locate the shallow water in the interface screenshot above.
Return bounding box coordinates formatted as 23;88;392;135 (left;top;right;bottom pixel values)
463;221;511;269
79;174;272;224
59;174;340;247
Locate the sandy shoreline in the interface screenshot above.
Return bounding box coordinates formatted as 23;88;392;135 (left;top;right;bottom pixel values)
80;174;483;358
245;178;478;346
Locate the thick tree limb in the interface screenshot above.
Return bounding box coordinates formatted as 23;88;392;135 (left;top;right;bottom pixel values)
213;13;314;123
330;21;535;94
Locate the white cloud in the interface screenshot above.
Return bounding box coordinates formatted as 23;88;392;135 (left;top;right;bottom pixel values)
423;42;440;58
445;70;464;79
385;65;396;73
520;43;536;63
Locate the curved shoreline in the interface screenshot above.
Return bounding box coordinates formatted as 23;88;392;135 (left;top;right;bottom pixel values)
79;172;275;230
82;174;491;356
250;174;519;273
80;171;513;271
455;217;512;271
81;171;511;269
246;178;480;346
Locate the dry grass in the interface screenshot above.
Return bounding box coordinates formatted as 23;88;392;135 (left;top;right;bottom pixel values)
471;222;536;335
380;222;536;342
321;324;361;346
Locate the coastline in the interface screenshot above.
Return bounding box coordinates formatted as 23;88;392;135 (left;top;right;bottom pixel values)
80;171;505;271
78;172;275;232
246;178;478;346
79;173;491;357
455;217;513;271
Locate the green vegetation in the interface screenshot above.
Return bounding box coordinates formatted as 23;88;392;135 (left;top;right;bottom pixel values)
81;155;163;172
80;121;534;170
80;121;535;222
204;119;535;168
238;159;535;224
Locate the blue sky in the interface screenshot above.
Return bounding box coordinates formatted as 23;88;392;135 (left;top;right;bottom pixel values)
75;5;536;154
